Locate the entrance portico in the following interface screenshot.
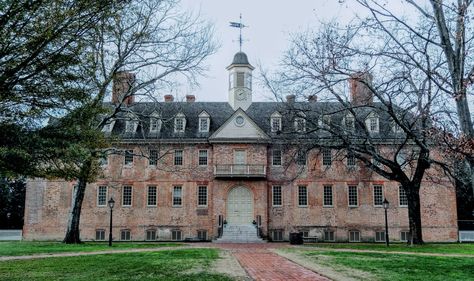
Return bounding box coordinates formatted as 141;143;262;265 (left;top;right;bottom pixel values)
227;186;253;224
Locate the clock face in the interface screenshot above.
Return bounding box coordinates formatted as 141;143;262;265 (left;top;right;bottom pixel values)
236;89;246;100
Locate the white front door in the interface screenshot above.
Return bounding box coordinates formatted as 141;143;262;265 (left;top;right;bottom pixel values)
227;186;253;224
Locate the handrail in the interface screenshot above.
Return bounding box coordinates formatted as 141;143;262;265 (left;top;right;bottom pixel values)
214;164;266;176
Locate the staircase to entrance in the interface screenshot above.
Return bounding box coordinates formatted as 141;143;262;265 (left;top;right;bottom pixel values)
214;224;265;243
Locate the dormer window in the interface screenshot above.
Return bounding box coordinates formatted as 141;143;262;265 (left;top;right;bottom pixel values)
343;114;355;132
271;112;282;132
125;119;139;133
366;113;379;133
294;113;306;132
198;111;210;133
319;115;331;129
174;113;186;133
150;114;161;133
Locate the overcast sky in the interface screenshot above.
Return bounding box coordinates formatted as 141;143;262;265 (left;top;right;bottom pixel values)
178;0;369;102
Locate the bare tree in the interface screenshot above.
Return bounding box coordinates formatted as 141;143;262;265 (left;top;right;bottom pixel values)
63;0;217;243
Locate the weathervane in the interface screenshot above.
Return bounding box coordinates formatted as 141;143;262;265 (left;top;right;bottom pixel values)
230;14;247;52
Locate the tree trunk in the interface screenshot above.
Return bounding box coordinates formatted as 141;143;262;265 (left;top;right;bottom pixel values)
405;186;424;245
63;158;93;244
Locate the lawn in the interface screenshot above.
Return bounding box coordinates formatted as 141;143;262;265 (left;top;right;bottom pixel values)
303;242;474;255
300;250;474;281
0;248;232;281
0;241;182;256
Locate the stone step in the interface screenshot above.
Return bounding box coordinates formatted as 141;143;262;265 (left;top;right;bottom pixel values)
213;224;265;243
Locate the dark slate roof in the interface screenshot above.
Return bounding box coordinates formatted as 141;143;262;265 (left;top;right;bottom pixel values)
231;52;250;65
106;101;407;142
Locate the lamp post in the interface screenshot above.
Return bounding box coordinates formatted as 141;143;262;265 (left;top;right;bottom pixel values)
383;198;390;247
108;198;115;247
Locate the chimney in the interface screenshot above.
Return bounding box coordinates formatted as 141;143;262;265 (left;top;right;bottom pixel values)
308;95;317;103
164;94;174;102
349;72;373;106
112;72;136;105
286;95;296;103
186;95;196;103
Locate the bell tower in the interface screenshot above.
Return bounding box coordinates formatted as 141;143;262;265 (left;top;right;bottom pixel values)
227;52;254;111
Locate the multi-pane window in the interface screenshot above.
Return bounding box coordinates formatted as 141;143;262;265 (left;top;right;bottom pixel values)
146;229;156;241
347;152;356;167
236;72;245;87
149;149;158;166
399;186;408;207
345;115;355;131
272;230;283;241
297;150;306;166
323;185;333;206
348;185;358;207
198;186;207;207
322;148;332;166
375;231;386;242
400;231;411;242
271;117;282;132
197;230;207;241
173;186;182;206
373;185;383;206
349;230;360;242
95;229;105;241
324;230;335;241
199;118;209;132
174;150;183;166
175;117;185;132
150;118;160;132
298;185;308;206
122;186;132;206
302;231;309;238
120;229;131;241
171;230;182;241
124;149;134;165
97;186;107;206
295;117;306;132
125;120;137;132
147;186;157;206
272;149;282;166
272;185;282;206
367;116;379;133
198;150;208;166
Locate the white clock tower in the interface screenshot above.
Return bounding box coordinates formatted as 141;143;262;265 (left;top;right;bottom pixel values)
227;52;254;111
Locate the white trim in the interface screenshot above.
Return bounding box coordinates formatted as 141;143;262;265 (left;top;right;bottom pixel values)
272;185;282;207
172;185;183;207
197;185;208;207
373;185;384;207
323;185;333;207
147;186;157;207
347;185;359;207
122;186;133;207
96;185;108;207
297;185;308;207
174;113;186;133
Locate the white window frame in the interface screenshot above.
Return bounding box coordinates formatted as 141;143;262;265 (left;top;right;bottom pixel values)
344;114;355;132
174;149;183;166
122;186;133;207
323;185;333;207
322;148;332;166
149;149;158;166
101;120;116;133
272;149;282;166
174;113;186;133
197;230;207;241
197;185;208;207
95;229;106;241
271;112;282;132
173;186;182;207
400;231;411;242
366;113;379;133
125;119;139;133
294;117;306;132
149;117;161;133
349;230;361;242
120;229;131;241
198;149;208;166
124;149;134;165
272;230;284;241
298;185;308;207
97;186;108;207
272;185;282;207
375;231;386;242
399;186;408;207
324;230;335;242
171;229;182;241
347;152;356;167
373;185;384;207
146;229;156;241
147;186;157;207
348;185;358;207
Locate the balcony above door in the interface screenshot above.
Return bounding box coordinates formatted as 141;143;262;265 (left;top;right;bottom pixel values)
214;164;266;179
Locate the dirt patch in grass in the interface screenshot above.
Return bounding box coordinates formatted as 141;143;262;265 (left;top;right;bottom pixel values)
274;248;376;281
211;250;251;281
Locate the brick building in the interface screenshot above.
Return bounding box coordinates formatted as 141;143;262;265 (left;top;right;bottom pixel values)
23;52;458;242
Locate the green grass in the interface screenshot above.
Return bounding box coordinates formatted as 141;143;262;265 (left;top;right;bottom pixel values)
0;241;182;256
303;243;474;255
302;250;474;281
0;248;232;281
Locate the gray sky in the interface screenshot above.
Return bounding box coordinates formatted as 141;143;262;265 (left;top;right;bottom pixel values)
178;0;365;102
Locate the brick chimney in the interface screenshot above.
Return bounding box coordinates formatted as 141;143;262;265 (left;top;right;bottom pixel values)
112;72;136;105
164;94;174;102
186;95;195;103
349;72;373;106
308;95;317;103
286;95;296;103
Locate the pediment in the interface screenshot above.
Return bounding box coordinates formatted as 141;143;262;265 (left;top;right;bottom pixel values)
209;108;270;142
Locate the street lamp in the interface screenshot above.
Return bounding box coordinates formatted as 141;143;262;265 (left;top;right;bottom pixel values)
108;198;115;247
383;198;390;247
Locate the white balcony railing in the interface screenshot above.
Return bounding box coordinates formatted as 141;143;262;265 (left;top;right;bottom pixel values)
214;164;266;178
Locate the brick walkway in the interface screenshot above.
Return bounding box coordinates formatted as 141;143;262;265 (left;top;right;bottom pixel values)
205;243;331;281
